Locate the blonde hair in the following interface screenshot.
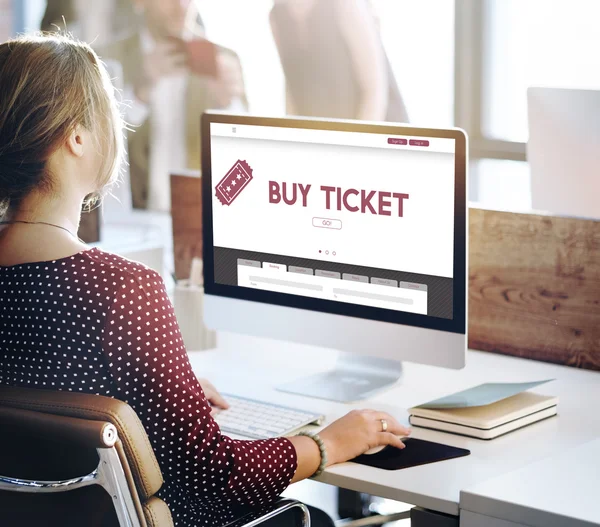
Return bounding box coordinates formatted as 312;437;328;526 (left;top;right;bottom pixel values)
0;33;125;218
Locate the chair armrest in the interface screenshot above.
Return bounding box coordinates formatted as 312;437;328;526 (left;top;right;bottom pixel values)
223;498;310;527
0;406;117;448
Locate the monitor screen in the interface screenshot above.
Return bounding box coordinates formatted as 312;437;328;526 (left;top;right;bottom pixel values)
203;116;466;335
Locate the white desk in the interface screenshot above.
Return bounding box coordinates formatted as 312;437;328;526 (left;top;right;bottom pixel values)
188;333;600;523
460;439;600;527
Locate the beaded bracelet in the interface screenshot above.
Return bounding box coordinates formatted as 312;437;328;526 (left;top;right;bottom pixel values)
296;431;328;477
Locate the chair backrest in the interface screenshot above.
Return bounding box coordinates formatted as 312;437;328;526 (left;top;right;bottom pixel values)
0;386;173;527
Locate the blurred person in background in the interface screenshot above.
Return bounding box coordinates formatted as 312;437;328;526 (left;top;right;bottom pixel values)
41;0;74;32
99;0;247;211
270;0;409;123
41;0;118;46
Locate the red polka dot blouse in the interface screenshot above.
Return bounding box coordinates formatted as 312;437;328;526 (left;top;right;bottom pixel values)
0;247;297;526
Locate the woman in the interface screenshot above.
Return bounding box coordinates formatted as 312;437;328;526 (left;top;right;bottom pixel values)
270;0;409;122
0;34;410;527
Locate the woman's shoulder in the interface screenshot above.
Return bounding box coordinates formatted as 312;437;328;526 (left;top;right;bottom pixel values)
83;249;170;320
81;247;163;286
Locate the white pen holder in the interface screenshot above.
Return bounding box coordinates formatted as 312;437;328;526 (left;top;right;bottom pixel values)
174;281;217;351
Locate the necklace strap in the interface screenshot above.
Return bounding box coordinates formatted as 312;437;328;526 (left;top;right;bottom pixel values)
0;220;78;239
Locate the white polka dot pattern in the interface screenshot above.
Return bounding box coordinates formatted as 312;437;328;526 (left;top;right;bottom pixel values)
0;248;298;526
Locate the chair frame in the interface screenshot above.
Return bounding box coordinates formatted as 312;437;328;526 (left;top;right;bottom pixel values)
0;423;143;527
224;499;311;527
0;425;311;527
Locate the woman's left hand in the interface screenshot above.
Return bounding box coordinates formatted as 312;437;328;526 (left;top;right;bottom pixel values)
197;377;230;414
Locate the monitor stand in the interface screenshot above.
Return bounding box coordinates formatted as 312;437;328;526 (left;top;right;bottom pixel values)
277;353;403;403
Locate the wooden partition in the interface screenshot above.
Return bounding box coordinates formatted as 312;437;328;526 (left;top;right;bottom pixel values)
168;173;600;372
469;207;600;371
78;207;100;244
171;172;202;280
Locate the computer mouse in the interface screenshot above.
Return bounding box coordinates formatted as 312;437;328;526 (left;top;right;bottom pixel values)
363;438;408;455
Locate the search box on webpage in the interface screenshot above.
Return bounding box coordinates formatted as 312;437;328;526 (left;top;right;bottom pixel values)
332;288;414;305
249;276;324;292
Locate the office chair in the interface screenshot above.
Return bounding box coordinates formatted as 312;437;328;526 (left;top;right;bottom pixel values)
0;386;310;527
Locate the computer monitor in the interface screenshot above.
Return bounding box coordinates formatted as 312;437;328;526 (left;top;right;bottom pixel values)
527;87;600;220
202;113;467;402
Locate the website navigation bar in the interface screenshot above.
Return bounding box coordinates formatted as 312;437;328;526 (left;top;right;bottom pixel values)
237;258;428;314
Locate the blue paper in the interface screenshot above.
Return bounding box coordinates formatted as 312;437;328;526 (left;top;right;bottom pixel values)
416;380;555;409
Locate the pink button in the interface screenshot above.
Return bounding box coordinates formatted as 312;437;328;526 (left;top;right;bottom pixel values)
409;139;430;147
388;138;408;145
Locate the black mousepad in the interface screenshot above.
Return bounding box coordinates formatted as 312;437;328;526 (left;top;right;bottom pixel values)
352;438;470;470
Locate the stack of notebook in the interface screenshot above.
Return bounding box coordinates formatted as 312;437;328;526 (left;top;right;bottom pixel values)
409;380;558;440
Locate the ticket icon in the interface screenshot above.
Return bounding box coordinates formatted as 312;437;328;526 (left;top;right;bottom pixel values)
215;160;253;206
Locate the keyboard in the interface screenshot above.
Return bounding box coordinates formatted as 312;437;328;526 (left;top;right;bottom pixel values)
214;394;325;439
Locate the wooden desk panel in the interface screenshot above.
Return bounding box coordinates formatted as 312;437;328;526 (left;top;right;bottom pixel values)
171;172;202;280
468;208;600;370
78;207;100;244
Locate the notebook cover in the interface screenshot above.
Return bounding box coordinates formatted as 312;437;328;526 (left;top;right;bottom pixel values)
409;405;558;440
352;438;470;471
410;392;558;429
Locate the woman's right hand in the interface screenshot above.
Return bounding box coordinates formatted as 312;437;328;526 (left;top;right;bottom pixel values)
319;409;411;466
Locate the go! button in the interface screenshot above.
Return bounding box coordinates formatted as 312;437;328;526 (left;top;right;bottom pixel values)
312;217;342;230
